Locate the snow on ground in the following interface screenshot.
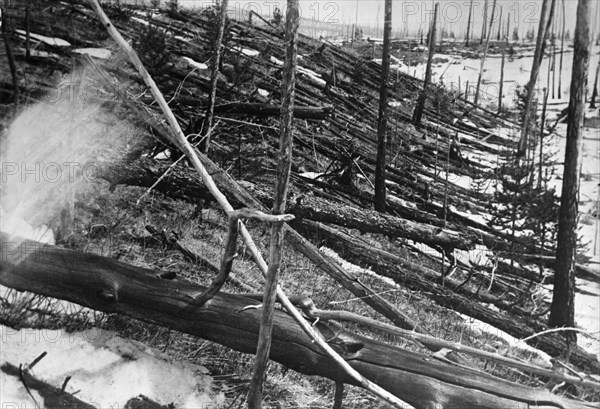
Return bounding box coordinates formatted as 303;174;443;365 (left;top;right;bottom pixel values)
14;30;71;47
269;56;283;66
0;326;224;408
417;45;600;110
0;207;55;245
182;56;208;70
232;46;260;57
319;247;399;290
73;48;111;60
457;314;554;368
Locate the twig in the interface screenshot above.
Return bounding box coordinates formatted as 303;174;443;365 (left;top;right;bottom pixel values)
521;327;599;343
19;364;40;409
27;351;47;370
61;376;71;391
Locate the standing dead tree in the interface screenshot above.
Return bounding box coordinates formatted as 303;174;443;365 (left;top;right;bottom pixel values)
374;0;392;212
549;0;592;344
465;0;474;46
1;7;19;106
412;3;438;126
247;0;299;407
202;0;229;153
474;0;497;107
517;0;556;157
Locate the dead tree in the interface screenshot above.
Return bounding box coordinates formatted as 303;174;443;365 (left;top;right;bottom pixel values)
374;0;392;212
549;0;592;344
202;0;229;153
558;0;566;97
1;7;19;105
480;0;488;44
247;1;300;407
498;14;509;113
474;0;497;106
412;3;438;126
465;0;474;46
590;60;600;108
517;0;556;156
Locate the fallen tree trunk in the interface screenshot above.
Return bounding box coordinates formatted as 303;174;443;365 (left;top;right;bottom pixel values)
243;183;475;252
0;234;595;409
300;220;600;374
213;102;334;119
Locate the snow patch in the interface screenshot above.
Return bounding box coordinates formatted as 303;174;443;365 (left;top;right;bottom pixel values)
73;48;111;59
15;29;71;47
182;56;208;70
0;326;224;408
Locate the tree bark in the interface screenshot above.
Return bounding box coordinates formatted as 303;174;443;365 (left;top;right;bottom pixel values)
1;235;596;409
549;0;592;344
412;3;438;126
247;1;299;407
374;0;392;212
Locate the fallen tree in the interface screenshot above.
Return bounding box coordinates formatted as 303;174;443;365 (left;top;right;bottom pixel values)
213;102;334;119
0;233;596;409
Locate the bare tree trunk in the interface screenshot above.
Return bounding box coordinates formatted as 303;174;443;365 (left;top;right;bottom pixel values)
202;0;229;153
497;5;503;41
374;0;392;212
517;0;554;156
474;0;497;107
590;60;600;108
558;0;566;97
246;1;299;407
549;0;592;345
498;14;509;113
466;0;473;46
1;7;19;106
481;0;488;44
412;3;438;126
25;1;31;59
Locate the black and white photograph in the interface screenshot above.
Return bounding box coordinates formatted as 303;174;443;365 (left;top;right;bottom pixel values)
1;0;599;407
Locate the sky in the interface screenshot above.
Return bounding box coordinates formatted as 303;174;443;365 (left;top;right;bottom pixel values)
184;0;600;39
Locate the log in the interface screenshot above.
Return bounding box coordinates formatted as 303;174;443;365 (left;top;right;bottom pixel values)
213;102;334;119
244;184;475;251
0;234;595;409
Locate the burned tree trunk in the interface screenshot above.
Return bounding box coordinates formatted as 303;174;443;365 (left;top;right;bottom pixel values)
549;0;592;344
